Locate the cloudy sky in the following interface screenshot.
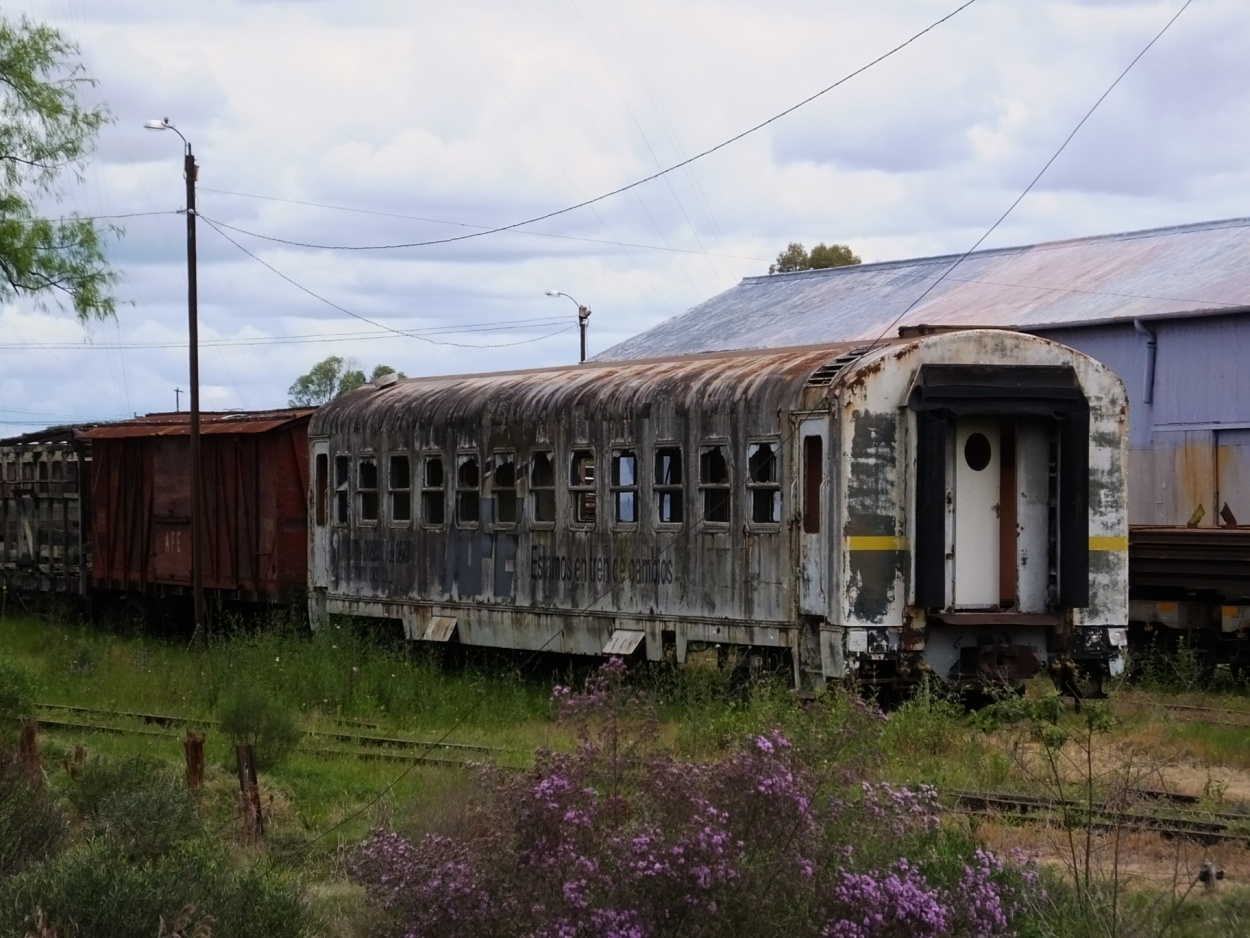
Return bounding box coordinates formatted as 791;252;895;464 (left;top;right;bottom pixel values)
2;0;1246;434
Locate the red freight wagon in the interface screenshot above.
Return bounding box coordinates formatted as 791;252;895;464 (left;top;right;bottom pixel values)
82;410;313;610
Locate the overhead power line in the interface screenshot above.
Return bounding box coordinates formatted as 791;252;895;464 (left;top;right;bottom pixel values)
198;0;981;253
200;217;576;350
197;187;769;261
855;0;1195;359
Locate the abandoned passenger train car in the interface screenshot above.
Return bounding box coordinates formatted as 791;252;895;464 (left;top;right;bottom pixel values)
308;330;1129;690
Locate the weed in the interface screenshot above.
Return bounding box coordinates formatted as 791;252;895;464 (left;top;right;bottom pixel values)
0;755;67;879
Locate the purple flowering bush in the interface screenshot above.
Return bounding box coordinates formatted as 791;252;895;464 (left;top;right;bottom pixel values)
346;660;1034;938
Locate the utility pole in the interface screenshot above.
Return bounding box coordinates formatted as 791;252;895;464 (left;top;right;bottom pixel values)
174;387;182;412
146;117;206;641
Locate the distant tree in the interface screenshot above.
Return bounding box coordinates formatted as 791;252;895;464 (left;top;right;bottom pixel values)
0;14;120;322
288;356;405;406
768;241;861;275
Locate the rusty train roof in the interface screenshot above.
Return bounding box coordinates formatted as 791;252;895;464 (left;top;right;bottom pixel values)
310;342;890;436
597;217;1250;360
82;409;314;440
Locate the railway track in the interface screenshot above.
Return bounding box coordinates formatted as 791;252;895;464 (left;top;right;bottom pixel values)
1154;702;1250;728
953;789;1250;845
31;703;524;769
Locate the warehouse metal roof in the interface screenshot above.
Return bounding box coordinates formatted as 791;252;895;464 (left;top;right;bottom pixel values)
597;217;1250;360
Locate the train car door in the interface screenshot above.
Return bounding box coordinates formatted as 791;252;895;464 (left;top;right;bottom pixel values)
310;439;330;589
799;418;829;615
953;420;1001;607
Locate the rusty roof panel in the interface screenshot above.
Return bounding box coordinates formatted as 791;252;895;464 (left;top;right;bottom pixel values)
311;343;875;436
82;410;314;440
598;218;1250;360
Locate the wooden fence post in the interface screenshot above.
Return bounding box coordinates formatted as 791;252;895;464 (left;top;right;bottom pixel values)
18;718;42;790
235;744;264;839
184;730;205;790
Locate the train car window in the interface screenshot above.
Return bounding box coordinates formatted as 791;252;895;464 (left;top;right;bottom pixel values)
802;436;822;534
611;449;638;524
570;449;597;525
747;441;782;525
422;455;446;526
492;452;518;525
456;453;481;526
315;454;328;526
530;450;556;523
389;454;411;523
357;457;379;523
654;446;683;525
699;444;731;523
334;455;350;524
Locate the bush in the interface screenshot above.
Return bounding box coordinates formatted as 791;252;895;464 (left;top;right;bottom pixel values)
346;658;1033;938
0;760;67;880
67;752;171;818
0;838;308;938
0;656;39;731
217;683;303;769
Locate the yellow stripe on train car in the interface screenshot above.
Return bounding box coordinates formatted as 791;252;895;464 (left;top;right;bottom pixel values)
1088;536;1128;551
845;536;910;551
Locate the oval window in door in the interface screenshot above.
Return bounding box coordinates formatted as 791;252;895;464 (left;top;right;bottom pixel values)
964;432;992;471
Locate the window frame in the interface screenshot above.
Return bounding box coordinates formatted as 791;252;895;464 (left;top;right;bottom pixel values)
528;448;557;528
421;451;447;529
357;454;380;525
610;446;640;527
455;449;482;529
333;454;351;526
653;442;684;528
489;449;520;529
698;440;732;527
568;446;598;528
388;452;412;526
745;438;783;529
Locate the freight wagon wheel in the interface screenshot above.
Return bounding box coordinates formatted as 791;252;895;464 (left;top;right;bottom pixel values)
116;596;150;634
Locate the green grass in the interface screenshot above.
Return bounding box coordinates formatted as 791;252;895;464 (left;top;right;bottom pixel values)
11;611;1250;936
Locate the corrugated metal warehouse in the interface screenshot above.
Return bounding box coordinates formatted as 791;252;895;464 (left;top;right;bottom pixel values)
599;217;1250;534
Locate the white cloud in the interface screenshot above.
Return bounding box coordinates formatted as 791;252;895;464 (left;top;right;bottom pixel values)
1;0;1245;435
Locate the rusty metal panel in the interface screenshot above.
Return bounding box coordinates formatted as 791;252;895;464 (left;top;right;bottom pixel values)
90;413;311;604
1130;527;1250;602
82;410;313;440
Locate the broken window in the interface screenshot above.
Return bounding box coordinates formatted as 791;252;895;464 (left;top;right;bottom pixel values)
389;454;411;523
422;454;445;526
570;449;597;525
699;443;730;523
611;449;638;524
315;453;328;526
530;450;556;523
492;451;518;525
334;455;350;524
456;453;480;526
654;446;683;525
747;441;782;524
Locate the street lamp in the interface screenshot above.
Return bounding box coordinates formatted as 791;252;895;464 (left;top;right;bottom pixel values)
545;290;592;363
145;117;205;640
